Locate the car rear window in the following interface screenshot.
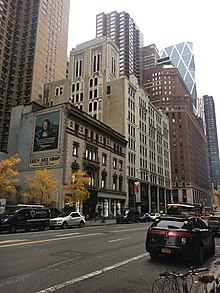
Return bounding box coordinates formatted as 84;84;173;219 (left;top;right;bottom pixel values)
151;219;192;230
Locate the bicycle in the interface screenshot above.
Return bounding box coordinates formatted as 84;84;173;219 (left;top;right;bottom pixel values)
152;266;213;293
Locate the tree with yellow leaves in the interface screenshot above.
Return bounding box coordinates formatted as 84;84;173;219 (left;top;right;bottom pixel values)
0;154;21;196
24;169;58;206
63;170;90;211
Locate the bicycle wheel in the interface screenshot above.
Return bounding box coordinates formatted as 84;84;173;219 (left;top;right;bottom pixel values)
152;276;181;293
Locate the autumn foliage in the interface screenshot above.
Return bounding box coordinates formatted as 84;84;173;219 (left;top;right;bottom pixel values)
0;154;21;194
63;170;90;210
24;169;58;206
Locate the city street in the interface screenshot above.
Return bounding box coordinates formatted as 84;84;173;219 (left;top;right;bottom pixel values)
0;223;220;293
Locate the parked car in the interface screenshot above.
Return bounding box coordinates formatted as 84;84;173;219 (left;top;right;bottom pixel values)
116;209;141;224
50;211;85;229
139;213;153;222
145;215;215;265
150;213;161;221
207;212;220;233
0;205;51;233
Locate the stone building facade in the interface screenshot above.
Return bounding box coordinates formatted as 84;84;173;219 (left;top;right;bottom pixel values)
7;102;127;217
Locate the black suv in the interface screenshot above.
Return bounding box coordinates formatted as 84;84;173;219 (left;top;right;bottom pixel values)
116;209;141;224
146;215;215;265
0;205;51;233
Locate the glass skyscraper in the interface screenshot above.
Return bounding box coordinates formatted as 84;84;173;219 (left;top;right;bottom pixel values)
160;42;197;107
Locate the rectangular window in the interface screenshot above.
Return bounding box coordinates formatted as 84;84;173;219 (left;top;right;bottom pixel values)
72;142;79;156
102;153;107;165
107;85;111;95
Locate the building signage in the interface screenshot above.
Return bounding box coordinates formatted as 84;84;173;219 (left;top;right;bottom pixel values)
29;156;61;168
33;111;60;152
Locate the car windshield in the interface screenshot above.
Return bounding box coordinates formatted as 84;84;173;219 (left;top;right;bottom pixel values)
151;219;192;230
57;212;70;217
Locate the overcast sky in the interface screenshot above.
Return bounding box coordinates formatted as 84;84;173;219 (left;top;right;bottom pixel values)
68;0;220;140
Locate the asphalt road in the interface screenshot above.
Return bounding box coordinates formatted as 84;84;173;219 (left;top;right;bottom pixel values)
1;223;220;293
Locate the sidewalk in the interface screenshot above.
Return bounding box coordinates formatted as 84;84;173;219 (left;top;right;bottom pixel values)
191;258;220;292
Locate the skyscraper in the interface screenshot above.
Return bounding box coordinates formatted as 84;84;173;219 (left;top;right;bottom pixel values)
0;0;70;152
203;95;220;188
96;11;143;81
160;42;198;108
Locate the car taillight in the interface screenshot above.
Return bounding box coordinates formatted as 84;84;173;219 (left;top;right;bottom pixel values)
168;231;194;237
148;228;194;238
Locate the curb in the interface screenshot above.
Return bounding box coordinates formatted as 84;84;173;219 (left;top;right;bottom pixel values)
85;220;116;227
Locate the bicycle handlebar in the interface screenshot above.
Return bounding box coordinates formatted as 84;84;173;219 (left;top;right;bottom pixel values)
159;267;208;278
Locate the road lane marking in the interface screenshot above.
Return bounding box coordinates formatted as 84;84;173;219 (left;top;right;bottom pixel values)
0;233;102;248
108;237;130;243
55;233;81;237
0;239;28;244
36;253;148;293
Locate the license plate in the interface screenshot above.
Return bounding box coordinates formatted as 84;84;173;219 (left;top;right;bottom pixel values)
162;248;171;254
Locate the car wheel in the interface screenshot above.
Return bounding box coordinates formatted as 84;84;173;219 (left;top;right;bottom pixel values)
194;245;204;265
149;251;159;259
62;222;68;229
79;221;85;228
9;225;17;233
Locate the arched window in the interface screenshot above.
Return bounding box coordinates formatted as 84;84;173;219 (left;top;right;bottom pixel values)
92;52;101;73
60;86;63;95
94;101;97;111
72;83;75;92
89;102;92;112
55;87;59;96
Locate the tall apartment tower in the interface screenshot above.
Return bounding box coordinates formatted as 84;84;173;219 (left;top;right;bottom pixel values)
0;0;70;152
141;44;160;70
142;60;211;206
203;95;220;188
96;11;143;82
160;42;198;108
140;44;160;88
